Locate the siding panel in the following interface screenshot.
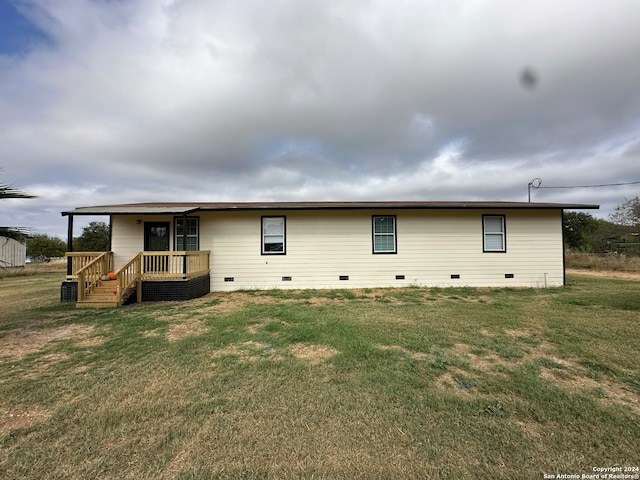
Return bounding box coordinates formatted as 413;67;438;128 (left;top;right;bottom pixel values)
110;209;564;290
203;209;563;290
0;237;26;267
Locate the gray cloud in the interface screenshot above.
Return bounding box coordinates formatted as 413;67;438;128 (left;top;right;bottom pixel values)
1;0;639;238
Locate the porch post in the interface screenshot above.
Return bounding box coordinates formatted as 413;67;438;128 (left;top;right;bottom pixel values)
66;214;74;276
182;213;188;275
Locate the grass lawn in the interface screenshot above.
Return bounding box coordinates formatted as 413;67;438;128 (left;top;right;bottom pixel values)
0;271;638;479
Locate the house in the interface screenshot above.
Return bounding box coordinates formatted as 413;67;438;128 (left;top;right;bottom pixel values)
61;201;599;307
0;236;26;269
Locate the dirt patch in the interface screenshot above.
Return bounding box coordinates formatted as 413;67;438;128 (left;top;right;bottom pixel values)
0;324;100;361
566;268;640;280
289;343;339;364
0;407;50;435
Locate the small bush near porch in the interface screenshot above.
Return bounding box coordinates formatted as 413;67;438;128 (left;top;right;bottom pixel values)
0;271;638;479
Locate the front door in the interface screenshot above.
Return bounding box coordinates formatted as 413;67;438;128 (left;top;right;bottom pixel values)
144;222;170;273
144;222;170;251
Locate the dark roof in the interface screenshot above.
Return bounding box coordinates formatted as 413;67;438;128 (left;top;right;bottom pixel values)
62;201;599;216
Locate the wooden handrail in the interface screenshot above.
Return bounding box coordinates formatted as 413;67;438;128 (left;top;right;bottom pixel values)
115;252;142;305
141;251;210;278
76;252;113;302
72;250;210;305
65;252;112;279
114;251;209;304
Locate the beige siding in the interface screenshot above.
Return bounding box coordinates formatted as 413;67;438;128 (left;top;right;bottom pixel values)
203;209;564;290
110;209;564;290
111;215;177;268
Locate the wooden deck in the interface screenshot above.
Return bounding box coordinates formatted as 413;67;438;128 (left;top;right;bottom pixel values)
65;251;210;308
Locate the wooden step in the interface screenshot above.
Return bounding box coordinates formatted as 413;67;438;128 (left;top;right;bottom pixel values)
93;286;120;294
76;279;120;308
76;301;119;308
85;293;118;300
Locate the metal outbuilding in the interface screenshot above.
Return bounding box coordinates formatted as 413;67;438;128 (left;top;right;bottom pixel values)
0;236;26;268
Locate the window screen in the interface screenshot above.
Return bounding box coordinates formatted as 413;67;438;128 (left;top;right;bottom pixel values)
483;215;505;252
262;217;286;254
373;216;397;253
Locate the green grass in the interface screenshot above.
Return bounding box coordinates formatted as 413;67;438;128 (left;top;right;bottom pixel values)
0;272;639;479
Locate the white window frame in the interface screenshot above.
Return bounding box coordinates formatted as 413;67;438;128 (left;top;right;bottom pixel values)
372;215;397;254
483;215;506;252
261;216;286;255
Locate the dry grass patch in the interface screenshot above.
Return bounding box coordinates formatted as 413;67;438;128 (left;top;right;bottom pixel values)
213;341;283;362
167;319;208;341
540;366;640;414
566;268;640;280
451;343;502;373
194;292;298;316
0;406;50;435
0;278;61;312
0;324;100;361
210;342;339;365
437;340;640;415
1;272;639;479
377;344;429;360
245;318;283;334
289;343;339;364
565;252;640;273
435;371;476;398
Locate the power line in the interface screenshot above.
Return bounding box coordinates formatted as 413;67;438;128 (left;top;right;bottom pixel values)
536;180;640;189
527;178;640;202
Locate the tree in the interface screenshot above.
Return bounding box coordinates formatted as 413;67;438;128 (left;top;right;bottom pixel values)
563;212;630;254
73;221;110;252
1;174;35;240
606;197;640;255
26;234;66;262
608;196;640;229
563;212;599;251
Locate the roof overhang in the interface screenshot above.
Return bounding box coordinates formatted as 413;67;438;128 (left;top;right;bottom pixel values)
62;201;600;216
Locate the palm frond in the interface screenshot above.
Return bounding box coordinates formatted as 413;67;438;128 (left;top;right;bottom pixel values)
0;227;30;241
0;183;36;199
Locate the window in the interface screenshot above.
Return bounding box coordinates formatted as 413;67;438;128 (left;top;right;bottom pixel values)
262;216;286;254
175;217;199;251
483;215;506;252
372;215;397;254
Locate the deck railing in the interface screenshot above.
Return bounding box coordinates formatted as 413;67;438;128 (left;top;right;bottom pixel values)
68;251;210;304
116;253;143;305
141;251;210;279
75;252;113;302
66;252;113;280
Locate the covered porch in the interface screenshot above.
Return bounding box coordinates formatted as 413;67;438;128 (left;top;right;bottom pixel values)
63;250;210;307
61;203;211;307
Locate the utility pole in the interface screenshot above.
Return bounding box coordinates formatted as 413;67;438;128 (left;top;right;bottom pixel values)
528;178;542;202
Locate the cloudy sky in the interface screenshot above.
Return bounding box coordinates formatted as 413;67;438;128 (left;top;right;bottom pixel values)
1;0;639;239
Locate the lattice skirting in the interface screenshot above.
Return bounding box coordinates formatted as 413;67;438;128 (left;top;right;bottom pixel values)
60;280;78;302
141;275;210;302
60;274;211;303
